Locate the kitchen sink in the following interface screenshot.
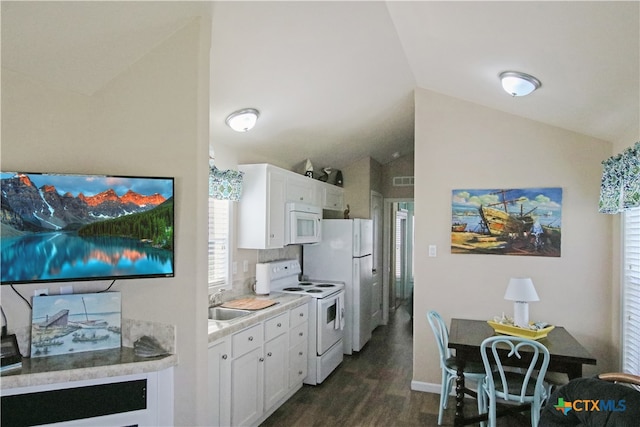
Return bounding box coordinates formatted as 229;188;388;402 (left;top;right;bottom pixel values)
208;306;253;322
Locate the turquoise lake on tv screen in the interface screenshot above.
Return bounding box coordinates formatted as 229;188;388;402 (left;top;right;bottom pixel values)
1;231;173;283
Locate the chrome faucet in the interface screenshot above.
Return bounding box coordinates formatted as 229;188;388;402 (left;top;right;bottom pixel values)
209;289;225;307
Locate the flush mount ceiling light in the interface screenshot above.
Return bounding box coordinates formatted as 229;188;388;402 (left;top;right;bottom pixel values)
225;108;260;132
499;71;541;97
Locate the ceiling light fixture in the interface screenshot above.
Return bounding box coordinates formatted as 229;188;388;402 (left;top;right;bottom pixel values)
225;108;260;132
499;71;541;97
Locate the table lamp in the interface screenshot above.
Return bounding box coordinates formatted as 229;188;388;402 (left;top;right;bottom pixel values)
504;277;539;327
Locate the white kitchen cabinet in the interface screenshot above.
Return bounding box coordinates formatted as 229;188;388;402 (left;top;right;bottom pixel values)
208;338;231;427
288;303;309;388
209;302;310;426
320;181;344;211
230;323;264;426
286;173;319;205
238;164;286;249
263;313;289;412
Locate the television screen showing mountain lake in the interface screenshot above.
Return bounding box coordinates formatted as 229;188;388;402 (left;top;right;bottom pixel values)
1;232;174;283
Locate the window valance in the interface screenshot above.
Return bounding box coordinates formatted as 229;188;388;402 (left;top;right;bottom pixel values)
599;141;640;214
209;165;244;201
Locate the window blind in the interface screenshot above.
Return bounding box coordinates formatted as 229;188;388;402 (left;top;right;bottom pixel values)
208;198;230;288
622;207;640;375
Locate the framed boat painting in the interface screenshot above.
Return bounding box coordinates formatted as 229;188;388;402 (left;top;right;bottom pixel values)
30;292;121;358
451;188;562;257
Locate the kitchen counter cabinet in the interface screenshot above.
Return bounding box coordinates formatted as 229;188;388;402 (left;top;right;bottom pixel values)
207;294;310;426
208;338;231;427
263;312;289;413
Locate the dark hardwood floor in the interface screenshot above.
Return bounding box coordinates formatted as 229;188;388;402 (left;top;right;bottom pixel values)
261;302;530;426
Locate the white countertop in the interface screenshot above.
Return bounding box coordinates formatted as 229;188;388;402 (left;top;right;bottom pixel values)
208;293;310;343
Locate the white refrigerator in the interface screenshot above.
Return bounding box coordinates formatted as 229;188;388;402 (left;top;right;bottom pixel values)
303;218;373;354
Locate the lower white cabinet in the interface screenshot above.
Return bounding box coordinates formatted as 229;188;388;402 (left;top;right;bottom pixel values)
208;338;231;427
208;304;309;427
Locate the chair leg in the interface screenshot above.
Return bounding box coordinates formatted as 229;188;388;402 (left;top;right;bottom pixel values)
476;379;486;427
488;396;497;427
437;371;449;425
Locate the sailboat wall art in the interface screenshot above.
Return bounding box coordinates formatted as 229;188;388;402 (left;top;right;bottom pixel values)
451;188;562;257
30;292;121;358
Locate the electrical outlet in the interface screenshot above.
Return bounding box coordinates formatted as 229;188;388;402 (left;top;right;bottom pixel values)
243;260;249;273
232;262;238;275
428;245;437;257
60;285;73;295
34;288;49;297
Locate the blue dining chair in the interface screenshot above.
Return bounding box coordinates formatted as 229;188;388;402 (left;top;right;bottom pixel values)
479;335;550;427
427;310;487;426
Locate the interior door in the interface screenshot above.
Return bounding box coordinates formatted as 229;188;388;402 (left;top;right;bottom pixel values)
370;191;383;331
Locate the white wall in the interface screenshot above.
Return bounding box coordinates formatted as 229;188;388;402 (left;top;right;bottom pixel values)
413;88;615;387
1;19;211;426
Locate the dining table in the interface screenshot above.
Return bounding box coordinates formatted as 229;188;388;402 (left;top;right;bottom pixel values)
447;318;597;427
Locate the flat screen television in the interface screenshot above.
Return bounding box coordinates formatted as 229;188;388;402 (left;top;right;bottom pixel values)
1;172;174;285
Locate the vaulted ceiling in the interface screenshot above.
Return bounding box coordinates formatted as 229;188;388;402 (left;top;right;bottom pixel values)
3;1;638;170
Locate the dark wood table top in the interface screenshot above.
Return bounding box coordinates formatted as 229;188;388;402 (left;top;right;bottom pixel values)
448;318;597;368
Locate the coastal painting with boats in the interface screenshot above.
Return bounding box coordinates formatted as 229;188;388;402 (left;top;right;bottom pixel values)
451;188;562;257
30;292;121;358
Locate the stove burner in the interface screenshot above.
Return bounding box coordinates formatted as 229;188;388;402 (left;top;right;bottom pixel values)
306;289;323;293
316;284;335;288
283;287;304;292
298;282;314;287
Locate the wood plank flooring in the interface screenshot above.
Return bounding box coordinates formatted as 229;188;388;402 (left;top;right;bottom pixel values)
261;302;530;427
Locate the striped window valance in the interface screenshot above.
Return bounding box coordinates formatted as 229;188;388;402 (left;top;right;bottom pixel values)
209;165;244;201
599;142;640;214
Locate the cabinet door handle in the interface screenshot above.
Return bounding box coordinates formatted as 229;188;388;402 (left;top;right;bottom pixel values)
299;313;304;317
299;332;304;337
299;351;303;356
277;323;282;327
298;370;303;375
248;336;253;341
259;357;264;362
267;352;272;357
222;354;228;360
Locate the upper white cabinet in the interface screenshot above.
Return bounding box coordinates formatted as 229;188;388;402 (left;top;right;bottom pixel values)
238;164;343;248
286;173;319;205
319;181;344;211
238;164;286;249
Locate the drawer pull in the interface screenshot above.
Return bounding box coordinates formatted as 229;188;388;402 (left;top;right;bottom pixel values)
248;336;254;341
277;323;282;327
259;357;264;362
267;352;273;357
299;313;304;317
298;370;303;375
299;332;304;337
222;354;228;360
299;351;303;356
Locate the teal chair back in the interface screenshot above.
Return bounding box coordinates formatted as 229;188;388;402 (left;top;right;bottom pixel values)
427;310;451;368
480;335;550;426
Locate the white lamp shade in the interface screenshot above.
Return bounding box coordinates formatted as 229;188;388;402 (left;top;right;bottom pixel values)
226;108;259;132
499;71;541;97
504;277;539;302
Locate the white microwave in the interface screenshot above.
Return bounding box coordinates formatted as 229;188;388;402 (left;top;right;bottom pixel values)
285;202;322;245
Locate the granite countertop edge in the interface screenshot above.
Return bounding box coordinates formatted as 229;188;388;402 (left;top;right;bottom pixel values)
1;349;177;391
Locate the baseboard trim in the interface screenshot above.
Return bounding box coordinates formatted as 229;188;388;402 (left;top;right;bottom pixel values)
410;380;441;394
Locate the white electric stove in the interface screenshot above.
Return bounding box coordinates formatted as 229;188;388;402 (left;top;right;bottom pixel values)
255;259;345;385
